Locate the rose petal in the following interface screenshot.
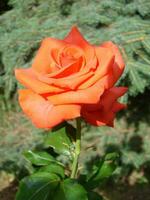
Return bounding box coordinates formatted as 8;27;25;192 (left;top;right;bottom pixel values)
47;78;104;105
101;41;125;81
38;71;94;90
79;47;115;89
15;68;64;94
46;52;97;79
46;56;85;79
64;26;95;64
59;45;84;67
99;87;128;112
112;102;127;113
81;87;127;127
82;87;127;112
32;38;66;74
18;89;81;128
81;109;115;127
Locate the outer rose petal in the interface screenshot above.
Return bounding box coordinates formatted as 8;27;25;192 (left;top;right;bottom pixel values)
82;102;126;127
47;79;104;105
64;26;95;63
46;73;123;106
81;109;115;127
79;47;115;89
101;41;124;68
15;68;64;94
112;102;127;113
64;26;88;49
32;38;66;74
81;87;127;127
99;87;127;112
18;89;81;128
101;41;125;81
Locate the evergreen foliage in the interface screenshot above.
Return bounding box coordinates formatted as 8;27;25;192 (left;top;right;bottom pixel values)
0;0;150;108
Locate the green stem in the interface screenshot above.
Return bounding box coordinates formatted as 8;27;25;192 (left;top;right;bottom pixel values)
71;118;81;179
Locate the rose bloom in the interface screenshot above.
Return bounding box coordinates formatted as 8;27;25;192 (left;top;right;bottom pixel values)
15;26;127;128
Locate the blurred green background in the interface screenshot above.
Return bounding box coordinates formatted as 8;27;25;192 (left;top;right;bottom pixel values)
0;0;150;199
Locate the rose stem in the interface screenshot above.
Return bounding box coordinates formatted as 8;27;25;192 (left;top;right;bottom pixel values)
70;117;81;179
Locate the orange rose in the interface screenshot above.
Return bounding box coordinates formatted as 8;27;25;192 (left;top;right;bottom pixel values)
15;26;127;128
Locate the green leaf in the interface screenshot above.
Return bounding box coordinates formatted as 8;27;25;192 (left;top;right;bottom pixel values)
24;150;57;166
104;152;119;162
16;172;60;200
45;123;76;156
87;153;119;189
38;163;65;179
54;179;88;200
98;153;119;179
88;191;103;200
